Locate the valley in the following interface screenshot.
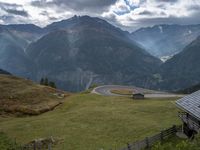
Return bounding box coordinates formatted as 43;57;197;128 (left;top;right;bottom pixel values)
1;16;200;92
0;10;200;149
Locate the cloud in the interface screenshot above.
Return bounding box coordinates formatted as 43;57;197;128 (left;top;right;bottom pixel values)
138;10;154;15
0;2;30;24
0;2;29;17
0;0;200;31
154;0;178;3
31;0;117;13
103;0;200;31
3;9;29;17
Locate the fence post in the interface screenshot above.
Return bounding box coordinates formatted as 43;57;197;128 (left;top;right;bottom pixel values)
145;137;149;149
127;143;131;150
160;131;164;142
48;143;52;150
34;141;37;150
173;125;177;133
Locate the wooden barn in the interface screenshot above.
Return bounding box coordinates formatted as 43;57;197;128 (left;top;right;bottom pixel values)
132;93;144;99
176;90;200;137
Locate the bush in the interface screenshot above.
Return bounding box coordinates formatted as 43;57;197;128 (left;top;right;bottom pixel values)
152;134;200;150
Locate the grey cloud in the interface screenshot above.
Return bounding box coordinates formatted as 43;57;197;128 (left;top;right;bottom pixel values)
0;2;21;8
31;0;51;7
187;5;200;11
0;2;29;17
138;10;154;15
134;14;200;28
154;0;178;3
3;9;29;17
104;7;200;32
138;10;167;16
39;11;59;21
31;0;117;12
39;11;49;16
0;15;14;22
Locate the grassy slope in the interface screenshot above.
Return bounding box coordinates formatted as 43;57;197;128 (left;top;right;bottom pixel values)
0;93;180;150
0;75;69;115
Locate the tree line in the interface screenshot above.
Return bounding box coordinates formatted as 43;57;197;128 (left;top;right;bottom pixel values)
40;77;56;89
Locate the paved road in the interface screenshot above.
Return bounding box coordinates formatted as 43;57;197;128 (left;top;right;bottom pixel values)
92;85;185;98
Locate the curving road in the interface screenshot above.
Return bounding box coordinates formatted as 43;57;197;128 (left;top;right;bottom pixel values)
92;85;185;98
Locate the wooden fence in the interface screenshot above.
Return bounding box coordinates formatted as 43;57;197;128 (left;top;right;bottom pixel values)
119;125;182;150
10;125;182;150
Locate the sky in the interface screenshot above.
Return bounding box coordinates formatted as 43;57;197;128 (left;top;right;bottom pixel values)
0;0;200;31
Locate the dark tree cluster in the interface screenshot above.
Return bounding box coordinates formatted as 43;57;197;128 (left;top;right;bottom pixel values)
40;77;56;89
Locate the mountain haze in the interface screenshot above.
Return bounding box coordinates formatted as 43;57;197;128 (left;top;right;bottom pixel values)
0;27;36;78
131;24;200;58
1;15;200;92
0;24;43;43
160;36;200;90
27;16;161;91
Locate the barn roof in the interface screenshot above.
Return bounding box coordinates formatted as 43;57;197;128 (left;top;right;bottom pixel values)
133;92;144;95
176;90;200;120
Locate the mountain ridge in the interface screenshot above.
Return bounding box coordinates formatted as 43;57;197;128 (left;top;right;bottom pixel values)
0;15;200;91
26;15;161;91
159;35;200;90
131;24;200;58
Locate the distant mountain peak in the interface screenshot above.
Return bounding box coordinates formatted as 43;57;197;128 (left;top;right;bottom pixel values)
0;23;43;33
131;24;200;57
160;36;200;90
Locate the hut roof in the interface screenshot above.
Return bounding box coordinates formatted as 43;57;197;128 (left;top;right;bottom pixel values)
176;90;200;120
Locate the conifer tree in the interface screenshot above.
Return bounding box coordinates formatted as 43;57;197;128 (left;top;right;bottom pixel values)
44;77;49;86
40;78;44;85
49;81;56;89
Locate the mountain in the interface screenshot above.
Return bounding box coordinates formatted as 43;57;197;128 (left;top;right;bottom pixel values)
0;24;43;33
159;36;200;90
0;74;69;115
0;24;44;43
0;27;36;78
27;16;161;91
45;15;129;35
0;69;10;75
177;83;200;94
131;24;200;58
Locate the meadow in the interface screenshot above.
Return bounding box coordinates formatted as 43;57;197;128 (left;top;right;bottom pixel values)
0;93;180;150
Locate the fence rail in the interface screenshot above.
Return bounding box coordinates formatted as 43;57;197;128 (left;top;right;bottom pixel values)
119;125;182;150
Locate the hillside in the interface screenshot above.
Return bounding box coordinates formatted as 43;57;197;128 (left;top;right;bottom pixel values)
27;16;161;91
177;83;200;94
0;74;69;115
131;24;200;58
0;24;43;43
0;69;10;75
0;94;179;149
0;27;36;79
159;36;200;90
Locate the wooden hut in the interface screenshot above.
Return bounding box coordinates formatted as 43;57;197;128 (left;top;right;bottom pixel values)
132;93;144;99
176;90;200;137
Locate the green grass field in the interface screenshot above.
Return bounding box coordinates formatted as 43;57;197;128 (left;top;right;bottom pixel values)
0;93;180;150
111;89;133;95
